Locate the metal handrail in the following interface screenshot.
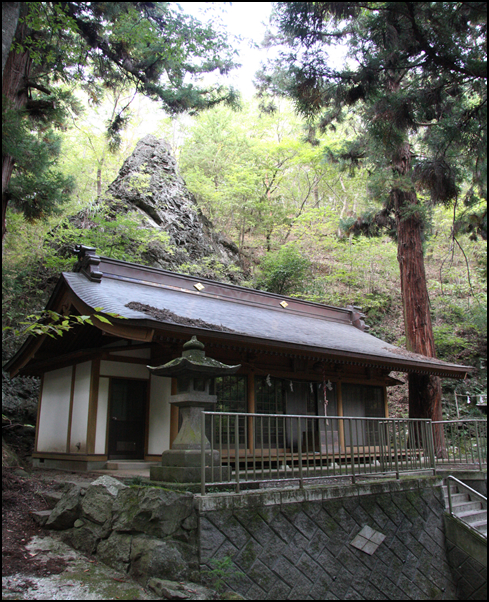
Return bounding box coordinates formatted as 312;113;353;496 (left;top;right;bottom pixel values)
432;419;488;468
446;475;487;537
200;412;435;494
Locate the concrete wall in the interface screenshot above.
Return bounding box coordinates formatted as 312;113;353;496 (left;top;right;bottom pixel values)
444;514;487;600
197;477;459;600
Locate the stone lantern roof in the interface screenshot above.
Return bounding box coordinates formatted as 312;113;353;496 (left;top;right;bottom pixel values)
148;336;240;378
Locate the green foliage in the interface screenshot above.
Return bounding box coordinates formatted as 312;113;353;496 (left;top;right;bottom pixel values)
2;100;76;223
3;308;124;342
176;256;243;282
432;295;487;364
264;1;487;211
254;244;312;295
432;325;474;359
179;100;368;253
203;556;244;594
14;2;240;116
3;1;240;239
43;207;173;272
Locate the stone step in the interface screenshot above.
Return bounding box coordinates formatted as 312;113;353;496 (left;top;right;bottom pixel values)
455;509;487;525
448;500;485;514
444;491;470;505
466;519;488;536
477;524;487;536
41;491;63;508
443;483;460;494
104;460;160;471
30;510;52;527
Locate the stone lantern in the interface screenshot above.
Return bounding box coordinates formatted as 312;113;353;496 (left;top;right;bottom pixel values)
148;336;240;483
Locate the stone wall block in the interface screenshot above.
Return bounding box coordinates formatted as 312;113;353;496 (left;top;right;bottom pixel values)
97;532;133;573
112;486;195;538
45;484;82;530
129;534;199;584
69;518;111;555
81;481;124;525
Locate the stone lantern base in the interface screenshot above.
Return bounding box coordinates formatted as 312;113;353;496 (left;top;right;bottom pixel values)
150;449;231;483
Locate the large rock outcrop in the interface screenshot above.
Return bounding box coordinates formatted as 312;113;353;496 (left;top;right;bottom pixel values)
71;135;244;281
42;476;202;586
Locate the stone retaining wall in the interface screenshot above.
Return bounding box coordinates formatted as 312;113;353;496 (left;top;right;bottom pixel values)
43;475;484;599
196;478;459;600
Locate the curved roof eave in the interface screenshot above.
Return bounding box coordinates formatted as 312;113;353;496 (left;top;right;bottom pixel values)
4;269;474;380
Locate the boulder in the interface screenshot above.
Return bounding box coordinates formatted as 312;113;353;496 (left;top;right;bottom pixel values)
97;531;133;573
112;486;195;538
148;577;216;600
45;484;83;530
69;518;111;555
129;535;199;584
2;371;39;425
80;475;127;525
64;135;245;282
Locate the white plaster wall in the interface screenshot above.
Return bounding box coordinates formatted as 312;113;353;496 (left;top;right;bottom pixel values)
69;361;91;453
95;377;110;455
148;375;172;454
37;366;73;453
100;360;149;379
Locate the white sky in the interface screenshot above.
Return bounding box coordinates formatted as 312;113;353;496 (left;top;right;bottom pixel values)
180;2;274;97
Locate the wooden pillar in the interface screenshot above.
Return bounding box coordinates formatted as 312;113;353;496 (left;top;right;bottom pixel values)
170;377;179;448
337;381;345;452
66;365;76;453
34;375;44;454
247;372;255;452
86;359;100;454
383;386;389;418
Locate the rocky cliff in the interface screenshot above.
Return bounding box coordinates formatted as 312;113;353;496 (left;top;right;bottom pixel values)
2;135;246;437
70;134;244;281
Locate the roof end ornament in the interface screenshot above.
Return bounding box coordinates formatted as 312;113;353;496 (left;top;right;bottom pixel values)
73;245;103;282
347;305;370;332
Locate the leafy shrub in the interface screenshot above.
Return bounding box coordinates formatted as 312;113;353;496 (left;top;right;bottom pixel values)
254;244;312;295
433;325;474;359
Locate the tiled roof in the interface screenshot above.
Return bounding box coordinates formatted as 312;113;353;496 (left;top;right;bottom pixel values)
57;256;472;378
4;251;473;378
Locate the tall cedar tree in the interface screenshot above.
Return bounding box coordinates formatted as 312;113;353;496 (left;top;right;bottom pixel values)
260;2;487;449
2;2;239;241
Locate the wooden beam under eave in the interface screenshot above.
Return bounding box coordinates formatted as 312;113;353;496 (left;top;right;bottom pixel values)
67;292;154;343
91;316;155;342
6;332;48;378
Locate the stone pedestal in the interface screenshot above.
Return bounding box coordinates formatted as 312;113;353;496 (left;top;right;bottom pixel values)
147;336;240;485
150;449;231;483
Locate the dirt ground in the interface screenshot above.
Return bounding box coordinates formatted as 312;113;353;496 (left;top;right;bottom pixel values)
2;467;91;578
2;466;159;600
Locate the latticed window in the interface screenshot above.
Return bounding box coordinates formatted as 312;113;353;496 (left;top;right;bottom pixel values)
342;384;385;446
255;376;286;447
212;375;247;447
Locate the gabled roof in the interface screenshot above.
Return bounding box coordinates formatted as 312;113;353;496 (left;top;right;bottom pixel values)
5;247;473;379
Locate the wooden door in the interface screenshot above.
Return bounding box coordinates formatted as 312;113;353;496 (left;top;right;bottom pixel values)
108;378;147;459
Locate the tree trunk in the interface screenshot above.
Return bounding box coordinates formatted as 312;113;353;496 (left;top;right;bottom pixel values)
2;3;31;242
392;185;446;456
2;2;20;77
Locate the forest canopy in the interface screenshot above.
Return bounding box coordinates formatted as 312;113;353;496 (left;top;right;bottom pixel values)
2;1;240;240
2;2;487;417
